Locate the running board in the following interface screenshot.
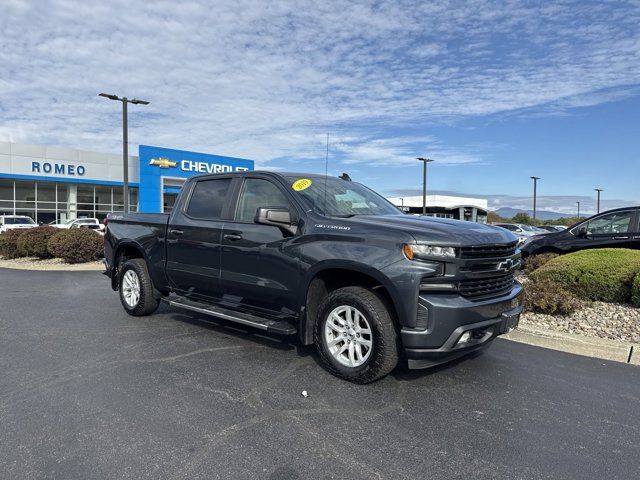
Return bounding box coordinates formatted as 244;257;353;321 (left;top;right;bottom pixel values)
163;296;297;335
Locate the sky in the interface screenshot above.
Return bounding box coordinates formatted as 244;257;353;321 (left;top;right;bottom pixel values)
1;0;639;215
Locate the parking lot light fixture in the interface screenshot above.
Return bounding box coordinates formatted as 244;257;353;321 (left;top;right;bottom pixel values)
417;157;435;216
530;176;541;221
98;93;150;213
595;188;603;213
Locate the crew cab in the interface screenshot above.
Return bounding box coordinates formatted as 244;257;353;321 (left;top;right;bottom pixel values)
104;171;523;383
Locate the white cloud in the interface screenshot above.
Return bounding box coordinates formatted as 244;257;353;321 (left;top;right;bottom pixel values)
0;0;638;169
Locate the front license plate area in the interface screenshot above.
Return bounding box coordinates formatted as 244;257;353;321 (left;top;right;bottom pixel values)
500;306;522;334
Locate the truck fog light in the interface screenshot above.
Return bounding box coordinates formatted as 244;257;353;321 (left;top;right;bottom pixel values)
458;331;471;344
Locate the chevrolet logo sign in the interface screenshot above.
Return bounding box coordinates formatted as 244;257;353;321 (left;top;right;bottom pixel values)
149;158;177;169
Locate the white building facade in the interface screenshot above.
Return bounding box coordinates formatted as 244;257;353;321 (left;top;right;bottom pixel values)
387;195;488;223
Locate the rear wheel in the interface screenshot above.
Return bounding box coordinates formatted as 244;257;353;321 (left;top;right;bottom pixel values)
314;286;400;383
118;259;159;316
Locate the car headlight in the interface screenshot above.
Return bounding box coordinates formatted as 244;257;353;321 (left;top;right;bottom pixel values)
404;244;457;260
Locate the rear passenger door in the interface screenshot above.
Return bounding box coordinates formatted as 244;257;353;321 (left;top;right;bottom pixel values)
166;177;233;301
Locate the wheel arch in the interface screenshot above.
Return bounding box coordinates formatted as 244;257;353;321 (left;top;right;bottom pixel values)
110;241;147;291
299;262;400;345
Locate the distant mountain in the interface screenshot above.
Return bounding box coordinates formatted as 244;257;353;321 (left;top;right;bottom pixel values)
494;207;576;221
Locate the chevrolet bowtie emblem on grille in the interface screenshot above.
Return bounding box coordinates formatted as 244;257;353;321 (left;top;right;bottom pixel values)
149;158;177;169
497;259;514;271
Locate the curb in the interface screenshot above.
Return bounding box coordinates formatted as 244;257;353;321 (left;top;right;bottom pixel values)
504;324;639;366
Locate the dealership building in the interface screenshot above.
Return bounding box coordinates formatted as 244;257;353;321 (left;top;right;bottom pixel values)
0;142;254;224
0;140;487;224
387;195;489;223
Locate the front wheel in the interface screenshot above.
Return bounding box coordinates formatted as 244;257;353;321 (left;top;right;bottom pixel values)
314;286;400;384
118;259;160;316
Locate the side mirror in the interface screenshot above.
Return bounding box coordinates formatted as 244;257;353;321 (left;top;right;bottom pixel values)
516;228;523;233
255;207;297;235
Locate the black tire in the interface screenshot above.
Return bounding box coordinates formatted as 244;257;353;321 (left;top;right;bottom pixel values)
314;286;400;384
118;258;159;316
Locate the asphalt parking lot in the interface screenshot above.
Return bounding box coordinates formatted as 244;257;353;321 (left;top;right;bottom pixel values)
1;269;639;479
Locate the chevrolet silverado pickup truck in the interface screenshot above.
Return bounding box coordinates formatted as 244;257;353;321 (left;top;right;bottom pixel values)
104;171;523;383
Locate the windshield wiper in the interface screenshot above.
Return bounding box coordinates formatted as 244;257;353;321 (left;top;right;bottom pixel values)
329;214;357;218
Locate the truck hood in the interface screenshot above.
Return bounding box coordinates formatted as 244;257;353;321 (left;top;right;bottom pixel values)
345;215;517;246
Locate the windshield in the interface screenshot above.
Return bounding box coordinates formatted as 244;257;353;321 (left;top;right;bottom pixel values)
286;176;401;217
520;225;536;232
4;217;35;225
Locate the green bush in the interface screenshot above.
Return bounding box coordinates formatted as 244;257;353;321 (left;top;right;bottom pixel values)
523;278;582;315
47;229;104;264
632;274;640;308
522;252;558;274
530;248;640;304
0;229;27;259
16;226;59;259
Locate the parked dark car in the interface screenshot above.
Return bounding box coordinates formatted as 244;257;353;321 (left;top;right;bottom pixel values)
521;207;640;257
104;171;523;383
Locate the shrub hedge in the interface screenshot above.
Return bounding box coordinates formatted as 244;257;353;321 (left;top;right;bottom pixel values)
522;252;558;274
47;229;103;264
632;274;640;308
0;229;28;259
530;248;640;304
16;226;59;259
523;278;582;315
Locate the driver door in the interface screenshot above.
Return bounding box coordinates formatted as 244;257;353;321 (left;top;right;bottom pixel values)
219;176;301;318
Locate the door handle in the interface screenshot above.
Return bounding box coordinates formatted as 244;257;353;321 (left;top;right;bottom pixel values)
224;233;243;241
634;236;640;239
613;236;629;240
170;229;184;236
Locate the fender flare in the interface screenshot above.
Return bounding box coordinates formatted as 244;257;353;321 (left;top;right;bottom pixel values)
298;260;403;345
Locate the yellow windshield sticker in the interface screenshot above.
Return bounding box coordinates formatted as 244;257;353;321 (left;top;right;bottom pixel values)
292;178;312;191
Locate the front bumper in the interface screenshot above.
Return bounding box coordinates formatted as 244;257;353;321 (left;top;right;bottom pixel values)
401;284;523;369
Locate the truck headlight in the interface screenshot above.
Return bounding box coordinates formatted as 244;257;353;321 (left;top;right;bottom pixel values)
404;244;457;260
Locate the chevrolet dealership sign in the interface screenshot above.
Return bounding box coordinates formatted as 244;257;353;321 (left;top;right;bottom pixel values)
139;145;254;212
148;157;249;174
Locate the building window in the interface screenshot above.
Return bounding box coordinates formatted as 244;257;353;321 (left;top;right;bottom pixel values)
0;179;13;215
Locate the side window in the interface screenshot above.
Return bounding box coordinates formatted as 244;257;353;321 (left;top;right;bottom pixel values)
235;178;290;223
586;211;633;235
186;178;231;220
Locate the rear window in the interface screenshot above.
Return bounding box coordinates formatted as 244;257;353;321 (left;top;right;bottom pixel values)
186;178;232;220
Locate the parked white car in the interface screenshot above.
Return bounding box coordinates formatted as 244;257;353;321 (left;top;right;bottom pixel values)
0;215;37;233
52;218;105;233
493;223;547;245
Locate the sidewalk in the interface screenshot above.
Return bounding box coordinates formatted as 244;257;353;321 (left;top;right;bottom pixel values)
505;324;639;365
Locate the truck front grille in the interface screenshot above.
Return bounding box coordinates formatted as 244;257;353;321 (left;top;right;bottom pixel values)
459;273;515;298
460;242;518;259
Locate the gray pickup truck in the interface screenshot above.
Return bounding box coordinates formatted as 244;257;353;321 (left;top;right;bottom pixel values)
104;171;522;383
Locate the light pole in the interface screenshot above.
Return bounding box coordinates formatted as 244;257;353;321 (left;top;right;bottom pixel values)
417;157;434;215
530;176;541;221
594;188;603;214
99;93;149;213
576;201;580;219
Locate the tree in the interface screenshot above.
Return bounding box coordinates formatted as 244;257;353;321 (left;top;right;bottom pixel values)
487;211;504;224
511;212;533;225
